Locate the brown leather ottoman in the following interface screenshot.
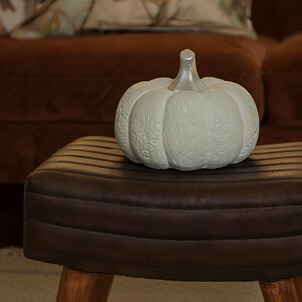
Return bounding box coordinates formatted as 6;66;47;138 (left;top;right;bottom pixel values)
24;136;302;301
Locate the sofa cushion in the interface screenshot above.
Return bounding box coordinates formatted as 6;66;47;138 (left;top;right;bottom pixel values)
11;0;93;39
0;0;52;35
263;32;302;127
0;33;275;123
84;0;256;39
0;0;34;34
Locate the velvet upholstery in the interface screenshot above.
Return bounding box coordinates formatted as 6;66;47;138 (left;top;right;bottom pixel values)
252;0;302;40
263;32;302;127
0;34;275;122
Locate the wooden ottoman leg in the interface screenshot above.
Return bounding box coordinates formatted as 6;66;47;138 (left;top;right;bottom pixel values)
259;278;299;302
294;277;302;301
56;267;114;302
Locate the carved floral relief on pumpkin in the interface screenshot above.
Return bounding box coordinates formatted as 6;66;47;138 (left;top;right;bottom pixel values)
115;49;259;171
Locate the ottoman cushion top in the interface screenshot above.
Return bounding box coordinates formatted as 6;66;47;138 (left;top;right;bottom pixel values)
24;136;302;281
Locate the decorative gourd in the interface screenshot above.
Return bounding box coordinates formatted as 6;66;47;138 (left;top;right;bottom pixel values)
114;49;259;171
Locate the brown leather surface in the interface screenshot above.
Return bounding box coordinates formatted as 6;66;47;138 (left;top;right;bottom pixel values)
24;136;302;281
263;32;302;128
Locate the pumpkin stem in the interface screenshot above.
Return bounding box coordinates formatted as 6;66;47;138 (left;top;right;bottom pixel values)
168;49;207;92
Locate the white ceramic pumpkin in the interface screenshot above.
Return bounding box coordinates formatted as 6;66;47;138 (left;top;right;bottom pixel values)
114;49;259;170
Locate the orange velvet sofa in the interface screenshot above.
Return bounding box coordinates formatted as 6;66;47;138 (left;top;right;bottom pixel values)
0;0;301;245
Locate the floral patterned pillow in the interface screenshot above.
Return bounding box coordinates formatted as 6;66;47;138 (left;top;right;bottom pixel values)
11;0;92;39
0;0;44;35
84;0;256;38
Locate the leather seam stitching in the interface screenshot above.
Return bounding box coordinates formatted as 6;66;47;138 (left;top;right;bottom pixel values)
25;191;302;212
29;169;302;184
41;159;302;177
25;217;302;242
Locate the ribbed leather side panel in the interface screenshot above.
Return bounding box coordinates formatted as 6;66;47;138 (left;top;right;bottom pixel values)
25;192;302;240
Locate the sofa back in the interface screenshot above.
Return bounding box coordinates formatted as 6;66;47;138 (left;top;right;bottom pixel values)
252;0;302;40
